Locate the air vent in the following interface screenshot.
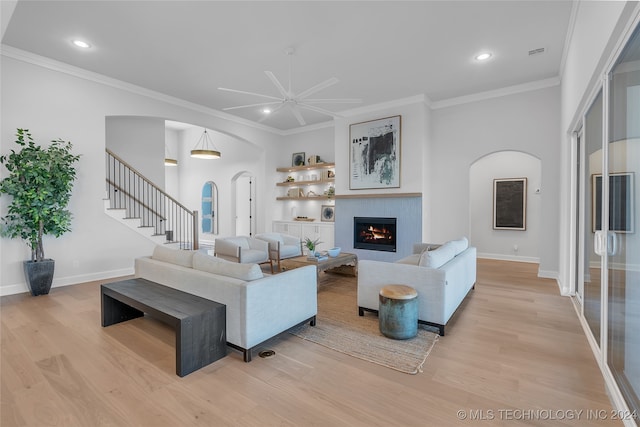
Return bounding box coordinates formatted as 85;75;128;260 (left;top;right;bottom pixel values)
528;47;545;56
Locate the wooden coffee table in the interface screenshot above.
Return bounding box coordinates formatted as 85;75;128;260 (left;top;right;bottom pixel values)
281;252;358;278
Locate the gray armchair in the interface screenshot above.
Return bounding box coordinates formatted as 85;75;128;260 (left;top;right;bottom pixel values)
255;232;303;272
214;236;271;271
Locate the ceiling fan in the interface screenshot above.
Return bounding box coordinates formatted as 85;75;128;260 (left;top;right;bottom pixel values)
218;48;361;126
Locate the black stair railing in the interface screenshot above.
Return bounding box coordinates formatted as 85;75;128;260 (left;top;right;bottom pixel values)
105;149;198;250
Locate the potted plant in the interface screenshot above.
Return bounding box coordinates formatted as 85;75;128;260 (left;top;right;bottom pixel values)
304;237;322;259
0;129;80;296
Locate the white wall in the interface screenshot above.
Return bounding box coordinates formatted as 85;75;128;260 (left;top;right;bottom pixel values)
270;125;336;221
470;151;541;262
106;116;165;187
334;101;429;197
176;127;265;240
431;86;561;275
0;52;281;295
164;128;180;198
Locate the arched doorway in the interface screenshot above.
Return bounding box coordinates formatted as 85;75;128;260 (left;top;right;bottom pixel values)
231;172;256;236
201;181;219;235
469;150;541;261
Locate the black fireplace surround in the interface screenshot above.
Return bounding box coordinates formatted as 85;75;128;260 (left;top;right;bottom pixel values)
353;217;397;252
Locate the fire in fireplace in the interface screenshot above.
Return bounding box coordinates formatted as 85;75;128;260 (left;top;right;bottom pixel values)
353;217;397;252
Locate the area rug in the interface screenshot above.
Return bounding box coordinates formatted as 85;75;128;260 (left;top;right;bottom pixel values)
289;282;439;374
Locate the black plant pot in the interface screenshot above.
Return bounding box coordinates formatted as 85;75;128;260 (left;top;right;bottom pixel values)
23;259;55;296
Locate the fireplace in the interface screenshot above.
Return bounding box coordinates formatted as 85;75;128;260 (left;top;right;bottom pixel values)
353;217;397;252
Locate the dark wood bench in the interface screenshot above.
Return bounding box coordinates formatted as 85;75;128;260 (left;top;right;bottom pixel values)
101;278;226;377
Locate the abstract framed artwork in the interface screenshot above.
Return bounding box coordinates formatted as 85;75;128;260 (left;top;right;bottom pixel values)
321;205;335;222
349;115;401;189
592;172;634;233
493;178;527;230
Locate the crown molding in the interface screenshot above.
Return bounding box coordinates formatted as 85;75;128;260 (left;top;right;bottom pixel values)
2;44;564;133
239;94;433;136
558;0;579;80
341;94;431;117
280;119;335;136
0;45;285;135
430;76;561;110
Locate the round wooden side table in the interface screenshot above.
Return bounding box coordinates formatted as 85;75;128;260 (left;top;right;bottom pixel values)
378;285;418;339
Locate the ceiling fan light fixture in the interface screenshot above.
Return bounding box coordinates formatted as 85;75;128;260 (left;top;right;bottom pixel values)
219;48;362;127
475;52;492;61
190;129;221;159
72;39;91;49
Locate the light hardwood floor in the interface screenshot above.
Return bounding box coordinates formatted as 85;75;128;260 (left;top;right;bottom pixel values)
1;259;622;426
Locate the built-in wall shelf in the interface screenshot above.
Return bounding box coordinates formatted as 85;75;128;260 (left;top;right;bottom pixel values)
276;195;334;201
276;162;335;202
276;162;335;173
277;178;335;187
334;192;422;199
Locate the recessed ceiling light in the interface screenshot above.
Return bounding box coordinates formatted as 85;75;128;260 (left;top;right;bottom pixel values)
262;108;271;114
475;52;492;61
72;40;91;49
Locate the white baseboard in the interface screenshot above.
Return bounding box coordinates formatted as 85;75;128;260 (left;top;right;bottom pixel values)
0;268;134;297
477;252;540;263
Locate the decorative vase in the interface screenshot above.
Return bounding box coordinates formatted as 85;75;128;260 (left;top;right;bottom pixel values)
23;259;55;296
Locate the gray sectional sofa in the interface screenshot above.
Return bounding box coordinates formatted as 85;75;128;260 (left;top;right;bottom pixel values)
135;245;317;361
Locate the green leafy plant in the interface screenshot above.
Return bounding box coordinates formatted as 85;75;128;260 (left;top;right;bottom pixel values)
304;237;322;253
0;129;80;262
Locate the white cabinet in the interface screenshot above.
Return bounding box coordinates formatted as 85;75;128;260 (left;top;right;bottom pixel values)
272;221;334;251
272;221;302;237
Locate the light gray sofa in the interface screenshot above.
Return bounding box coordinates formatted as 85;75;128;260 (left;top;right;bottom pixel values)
357;237;476;336
135;245;317;361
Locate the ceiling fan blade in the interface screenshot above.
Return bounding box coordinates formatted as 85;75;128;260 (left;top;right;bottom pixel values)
218;87;282;101
303;98;362;104
296;77;339;100
222;101;282;111
290;106;307;126
265;71;289;98
297;103;343;118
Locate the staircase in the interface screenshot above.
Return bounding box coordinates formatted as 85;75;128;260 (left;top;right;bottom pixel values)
104;149;199;250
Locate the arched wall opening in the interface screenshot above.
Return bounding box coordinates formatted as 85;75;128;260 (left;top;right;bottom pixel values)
105;116;265;244
469;150;542;262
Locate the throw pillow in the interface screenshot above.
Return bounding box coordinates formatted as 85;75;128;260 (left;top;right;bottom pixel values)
193;252;264;281
448;237;469;255
419;242;456;268
152;245;194;268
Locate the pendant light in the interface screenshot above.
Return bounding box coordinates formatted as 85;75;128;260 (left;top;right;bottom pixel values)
164;142;178;166
190;129;221;159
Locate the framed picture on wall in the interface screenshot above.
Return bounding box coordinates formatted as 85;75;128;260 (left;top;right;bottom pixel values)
493;178;527;230
592;172;634;233
349;115;401;189
292;152;305;167
321;205;335;222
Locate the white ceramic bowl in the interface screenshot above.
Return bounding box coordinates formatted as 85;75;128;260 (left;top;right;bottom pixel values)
327;247;341;257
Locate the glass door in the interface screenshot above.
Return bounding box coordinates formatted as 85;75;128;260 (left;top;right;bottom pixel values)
583;90;604;345
574;129;584;305
606;23;640;415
